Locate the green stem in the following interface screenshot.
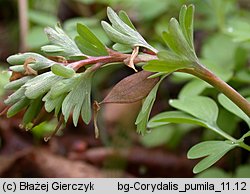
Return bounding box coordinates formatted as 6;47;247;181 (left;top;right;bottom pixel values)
208;124;236;142
238;142;250;152
182;63;250;117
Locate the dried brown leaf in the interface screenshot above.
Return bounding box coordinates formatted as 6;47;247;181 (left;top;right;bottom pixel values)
101;70;159;104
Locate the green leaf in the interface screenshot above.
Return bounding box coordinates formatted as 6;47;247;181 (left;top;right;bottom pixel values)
143;50;192;73
28;10;57;26
44;24;83;58
75;36;105;57
147;110;234;142
135;76;165;134
226;17;250;42
218;94;250;127
184;5;195;48
31;120;58;140
7;97;30;117
64;17;110;45
162;18;196;61
178;79;208;99
234;69;250;83
201;33;237;70
132;0;171;20
179;5;195;49
51;64;75;78
27;27;49;49
7;52;55;73
81;77;92;124
62;71;93;126
4;76;33;90
106;7;137;36
118;10;136;30
49;77;78;99
4;87;26;105
102;7;157;53
101;21;136;46
76;23;108;56
140;125;175;148
7;52;54;66
43;92;66;115
148;111;209;129
24;72;63;99
136;98;155;134
187;141;237;173
41;45;64;53
169;96;218;124
195;167;231;178
112;43;132;53
160;5;197;63
23;96;43;125
147;72;166;79
143;60;189;73
0;69;10;96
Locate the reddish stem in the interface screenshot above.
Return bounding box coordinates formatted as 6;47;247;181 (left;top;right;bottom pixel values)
67;51;157;71
61;49;250;118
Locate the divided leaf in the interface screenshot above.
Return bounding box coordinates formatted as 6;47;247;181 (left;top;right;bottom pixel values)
7;97;30;118
112;43;132;53
218;94;250;127
102;7;157;53
147;109;233;142
43;92;66;116
4;76;33;90
62;71;93;126
51;64;75;78
135;76;165;134
148;111;208;129
75;23;108;56
7;52;55;73
178;79;208;99
4;87;26;105
23;96;43;125
41;45;64;53
102;70;159;104
169;96;218;124
162;5;198;62
163;18;195;60
101;21;138;46
143;51;191;73
44;24;83;58
179;5;195;49
118;10;136;30
49;77;77;99
24;72;63;99
187;141;237;173
155;4;197;73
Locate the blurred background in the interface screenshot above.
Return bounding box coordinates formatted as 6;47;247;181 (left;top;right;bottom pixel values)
0;0;250;177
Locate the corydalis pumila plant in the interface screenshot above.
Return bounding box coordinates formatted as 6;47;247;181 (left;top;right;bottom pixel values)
2;5;250;174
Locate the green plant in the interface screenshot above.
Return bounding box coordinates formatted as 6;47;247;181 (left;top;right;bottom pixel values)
2;4;250;174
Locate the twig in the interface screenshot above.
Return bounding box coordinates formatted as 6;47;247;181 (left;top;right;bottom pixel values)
68;51;157;71
18;0;29;52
